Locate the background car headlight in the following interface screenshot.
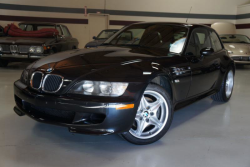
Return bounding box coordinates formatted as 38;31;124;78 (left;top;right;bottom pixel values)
29;46;36;53
228;50;233;54
69;80;128;97
0;45;2;52
36;46;44;53
21;69;29;84
29;46;44;53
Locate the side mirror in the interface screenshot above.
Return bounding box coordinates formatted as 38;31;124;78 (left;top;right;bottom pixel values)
200;47;214;56
93;36;97;40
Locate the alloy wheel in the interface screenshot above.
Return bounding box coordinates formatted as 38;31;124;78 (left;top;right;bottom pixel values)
129;90;169;139
225;70;234;98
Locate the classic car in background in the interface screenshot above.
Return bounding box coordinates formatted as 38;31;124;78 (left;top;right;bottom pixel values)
85;29;119;48
220;34;250;65
0;22;79;67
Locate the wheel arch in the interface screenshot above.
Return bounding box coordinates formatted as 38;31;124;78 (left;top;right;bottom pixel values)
150;75;174;102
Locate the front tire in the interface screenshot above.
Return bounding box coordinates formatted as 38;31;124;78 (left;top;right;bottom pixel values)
211;68;234;102
0;59;9;67
121;84;173;145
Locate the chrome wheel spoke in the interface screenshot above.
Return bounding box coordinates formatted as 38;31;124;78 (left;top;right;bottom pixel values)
149;99;162;114
136;119;148;136
225;70;234;98
141;96;149;109
149;116;163;128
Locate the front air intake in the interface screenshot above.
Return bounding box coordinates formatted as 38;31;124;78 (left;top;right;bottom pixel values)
42;74;64;93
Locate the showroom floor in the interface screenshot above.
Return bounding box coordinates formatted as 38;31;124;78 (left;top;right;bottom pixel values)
0;62;250;167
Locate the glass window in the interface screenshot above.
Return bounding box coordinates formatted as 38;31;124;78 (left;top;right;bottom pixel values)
106;24;188;54
97;30;118;39
26;25;33;31
185;28;211;56
185;33;198;56
220;34;250;44
210;30;222;52
62;26;71;37
36;25;62;35
19;24;25;30
193;28;211;54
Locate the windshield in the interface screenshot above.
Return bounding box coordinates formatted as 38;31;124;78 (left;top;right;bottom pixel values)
104;24;188;54
97;30;118;39
220;34;250;44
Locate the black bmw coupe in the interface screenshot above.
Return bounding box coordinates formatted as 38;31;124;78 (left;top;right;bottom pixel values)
14;22;235;145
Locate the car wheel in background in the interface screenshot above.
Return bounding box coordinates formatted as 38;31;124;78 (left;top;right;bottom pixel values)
0;59;9;67
121;84;173;145
212;68;234;102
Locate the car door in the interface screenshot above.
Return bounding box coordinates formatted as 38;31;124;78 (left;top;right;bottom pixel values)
54;25;68;51
185;27;220;97
61;25;75;50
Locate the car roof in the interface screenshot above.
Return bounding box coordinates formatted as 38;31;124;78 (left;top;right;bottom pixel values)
19;22;66;26
130;22;211;28
103;29;119;31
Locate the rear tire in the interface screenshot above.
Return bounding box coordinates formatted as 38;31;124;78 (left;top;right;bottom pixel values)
0;59;9;67
121;84;173;145
211;68;234;102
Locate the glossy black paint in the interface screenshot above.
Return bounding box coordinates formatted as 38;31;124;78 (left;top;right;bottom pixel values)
13;22;234;135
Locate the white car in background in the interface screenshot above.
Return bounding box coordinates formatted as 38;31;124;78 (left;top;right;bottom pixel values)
220;34;250;65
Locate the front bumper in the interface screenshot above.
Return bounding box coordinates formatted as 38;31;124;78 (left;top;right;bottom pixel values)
14;80;138;135
0;53;47;60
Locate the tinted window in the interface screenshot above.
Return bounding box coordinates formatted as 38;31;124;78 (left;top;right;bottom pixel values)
185;33;198;56
185;28;211;56
107;24;188;53
210;30;222;52
62;26;71;37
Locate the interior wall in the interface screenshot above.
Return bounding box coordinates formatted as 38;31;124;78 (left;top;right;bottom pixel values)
0;0;249;47
236;4;250;37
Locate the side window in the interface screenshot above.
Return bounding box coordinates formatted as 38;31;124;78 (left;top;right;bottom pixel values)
185;28;211;56
56;26;63;35
185;33;198;56
62;26;71;37
19;24;25;30
26;25;33;31
209;30;223;52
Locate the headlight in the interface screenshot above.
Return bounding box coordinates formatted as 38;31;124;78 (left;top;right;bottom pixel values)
0;45;2;52
228;50;233;54
21;69;29;84
36;46;44;53
29;46;44;53
69;80;128;97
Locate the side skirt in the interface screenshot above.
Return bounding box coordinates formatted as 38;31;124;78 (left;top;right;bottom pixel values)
173;89;217;111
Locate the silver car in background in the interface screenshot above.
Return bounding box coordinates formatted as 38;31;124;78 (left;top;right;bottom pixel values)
220;34;250;65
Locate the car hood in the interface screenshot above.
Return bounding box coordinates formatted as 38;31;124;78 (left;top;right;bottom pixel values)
224;43;250;56
29;46;173;81
0;37;53;45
